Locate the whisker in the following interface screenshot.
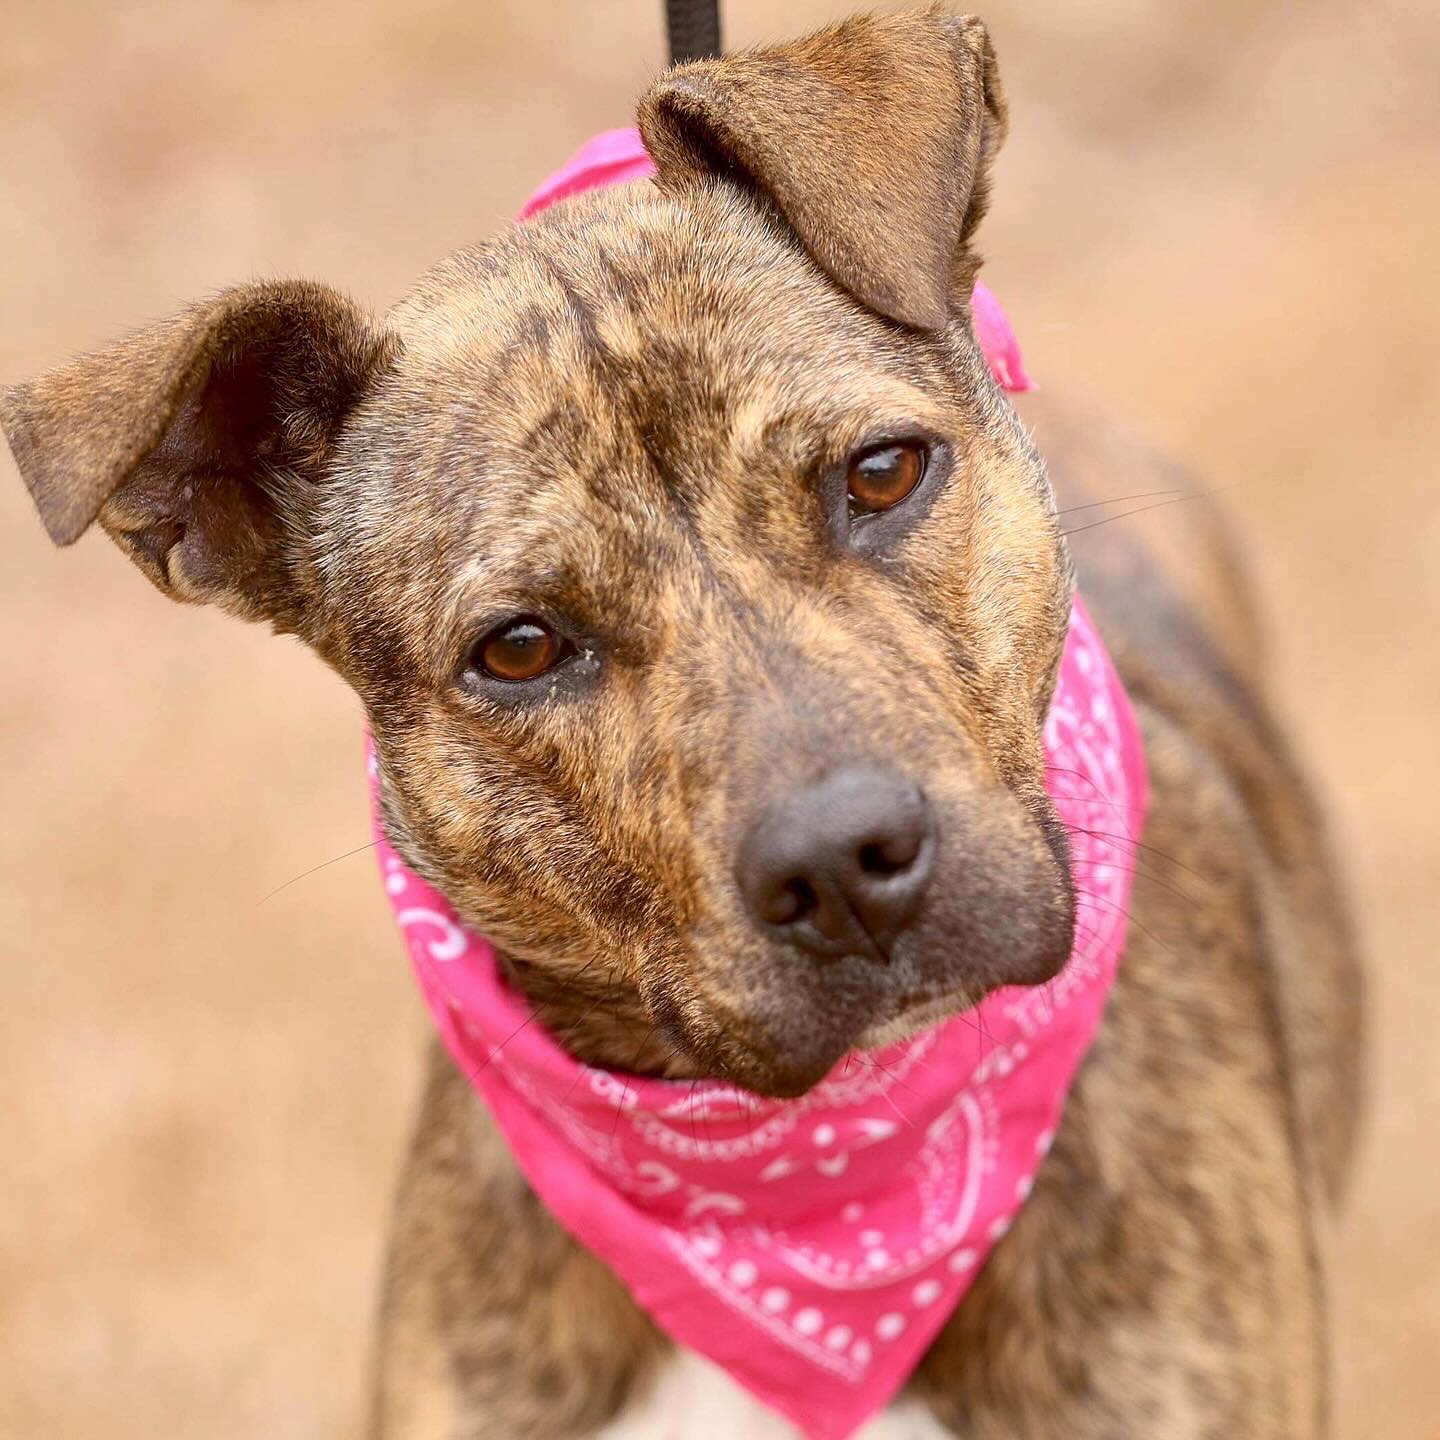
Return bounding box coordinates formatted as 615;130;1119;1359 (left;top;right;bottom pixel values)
1057;476;1257;539
1045;763;1108;786
1043;766;1144;823
1058;821;1211;882
1041;968;1060;1015
1074;886;1178;960
1055;486;1187;516
466;953;612;1102
976;1004;998;1056
609;1026;659;1145
700;1058;720;1152
1046;789;1139;819
1057;835;1207;910
259;839;380;903
555;985;630;1104
687;1077;702;1152
1107;862;1203;912
950;1007;993;1068
743;1087;764;1160
459;1006;544;1088
865;1058;919;1130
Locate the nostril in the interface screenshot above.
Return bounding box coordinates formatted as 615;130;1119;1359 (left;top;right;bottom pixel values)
737;766;935;958
858;835;920;876
766;877;818;927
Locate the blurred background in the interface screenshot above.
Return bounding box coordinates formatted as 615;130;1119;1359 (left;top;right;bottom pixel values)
1;1;1436;1436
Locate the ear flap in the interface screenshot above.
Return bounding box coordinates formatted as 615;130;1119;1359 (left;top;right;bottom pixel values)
638;9;1007;333
1;280;394;630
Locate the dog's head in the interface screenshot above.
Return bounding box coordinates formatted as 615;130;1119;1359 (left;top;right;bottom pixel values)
3;10;1074;1097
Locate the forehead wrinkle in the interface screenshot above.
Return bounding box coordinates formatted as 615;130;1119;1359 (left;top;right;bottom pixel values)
413;185;940;479
553;208;947;434
440;458;690;636
722;377;951;463
526;186;871;379
395;243;616;418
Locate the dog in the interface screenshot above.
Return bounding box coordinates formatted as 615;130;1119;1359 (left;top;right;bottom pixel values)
1;8;1364;1438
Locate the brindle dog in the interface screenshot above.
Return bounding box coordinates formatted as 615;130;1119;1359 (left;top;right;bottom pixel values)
2;9;1363;1438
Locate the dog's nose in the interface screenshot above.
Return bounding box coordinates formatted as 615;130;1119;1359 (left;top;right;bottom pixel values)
737;767;935;960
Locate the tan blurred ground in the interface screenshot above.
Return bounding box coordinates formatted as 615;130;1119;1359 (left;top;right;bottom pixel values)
1;2;1436;1436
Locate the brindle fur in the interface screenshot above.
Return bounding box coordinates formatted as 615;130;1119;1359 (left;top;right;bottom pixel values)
1;8;1361;1438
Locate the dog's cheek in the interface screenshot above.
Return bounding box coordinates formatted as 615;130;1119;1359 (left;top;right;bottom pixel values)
894;471;1066;755
372;721;589;958
913;770;1076;987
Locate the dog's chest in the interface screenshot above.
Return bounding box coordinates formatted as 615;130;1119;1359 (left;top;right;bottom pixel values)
594;1348;951;1440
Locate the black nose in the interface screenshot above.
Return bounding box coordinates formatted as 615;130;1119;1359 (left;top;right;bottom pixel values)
737;767;935;961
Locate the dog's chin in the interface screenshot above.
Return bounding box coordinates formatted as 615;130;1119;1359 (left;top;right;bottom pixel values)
679;934;1077;1100
658;1021;850;1100
852;938;1077;1053
718;1047;850;1101
720;1010;955;1100
657;891;1077;1098
663;987;981;1100
682;992;976;1099
851;990;985;1053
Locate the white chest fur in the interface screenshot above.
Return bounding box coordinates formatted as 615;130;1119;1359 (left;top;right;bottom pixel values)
593;1347;951;1440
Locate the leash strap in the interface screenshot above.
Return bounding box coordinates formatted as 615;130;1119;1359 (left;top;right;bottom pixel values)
665;0;723;64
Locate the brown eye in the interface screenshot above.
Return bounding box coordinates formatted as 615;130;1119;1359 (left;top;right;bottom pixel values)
847;442;926;514
472;617;567;682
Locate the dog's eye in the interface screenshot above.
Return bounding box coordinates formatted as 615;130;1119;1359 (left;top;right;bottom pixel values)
470;617;570;683
847;442;927;515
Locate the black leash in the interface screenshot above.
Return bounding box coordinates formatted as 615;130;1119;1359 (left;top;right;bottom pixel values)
665;0;723;64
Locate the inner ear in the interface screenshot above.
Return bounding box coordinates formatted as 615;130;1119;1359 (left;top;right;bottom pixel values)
2;280;396;633
638;11;1008;333
204;344;283;470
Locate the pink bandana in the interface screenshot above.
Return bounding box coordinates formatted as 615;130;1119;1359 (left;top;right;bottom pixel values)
370;132;1143;1440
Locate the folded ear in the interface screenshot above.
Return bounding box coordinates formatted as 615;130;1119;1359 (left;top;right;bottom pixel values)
638;8;1007;333
1;280;395;631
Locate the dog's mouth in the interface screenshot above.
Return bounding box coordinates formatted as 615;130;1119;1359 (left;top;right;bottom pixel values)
659;994;973;1101
851;989;987;1052
652;935;1071;1101
674;882;1073;1096
482;760;1077;1099
496;849;1074;1099
645;762;1076;1097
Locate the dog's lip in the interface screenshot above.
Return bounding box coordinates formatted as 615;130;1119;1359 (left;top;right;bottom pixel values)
652;1007;854;1098
727;1049;848;1100
719;999;964;1098
655;920;1071;1095
669;987;979;1099
852;989;980;1052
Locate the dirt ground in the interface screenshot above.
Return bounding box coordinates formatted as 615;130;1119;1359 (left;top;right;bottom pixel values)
1;2;1436;1436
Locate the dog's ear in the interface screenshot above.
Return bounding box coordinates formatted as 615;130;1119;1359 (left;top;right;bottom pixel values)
638;9;1007;333
1;280;395;631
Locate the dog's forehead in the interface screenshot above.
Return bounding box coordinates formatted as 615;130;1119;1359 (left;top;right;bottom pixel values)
344;184;951;622
385;183;934;454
